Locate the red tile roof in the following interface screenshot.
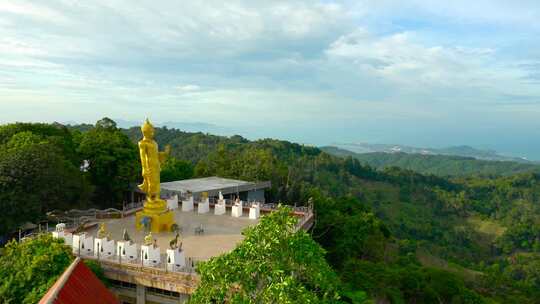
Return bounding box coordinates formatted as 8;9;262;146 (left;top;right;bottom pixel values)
39;257;119;304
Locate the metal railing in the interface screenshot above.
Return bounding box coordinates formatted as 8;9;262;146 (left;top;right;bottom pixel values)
46;202;145;228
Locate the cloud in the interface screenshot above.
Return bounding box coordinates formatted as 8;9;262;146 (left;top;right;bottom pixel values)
324;27;540;104
0;1;349;63
326;28;492;86
0;2;68;23
176;84;201;92
1;1;540;157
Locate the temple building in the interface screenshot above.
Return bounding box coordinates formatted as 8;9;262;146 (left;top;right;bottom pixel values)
160;176;271;202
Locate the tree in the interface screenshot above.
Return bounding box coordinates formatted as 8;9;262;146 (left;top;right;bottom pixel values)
0;122;80;166
0;132;90;235
190;206;342;304
95;117;118;130
78;119;139;208
0;234;73;303
161;157;194;182
311;193;389;269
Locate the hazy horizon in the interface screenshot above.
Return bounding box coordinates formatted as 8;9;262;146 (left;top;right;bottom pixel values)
0;116;528;161
1;1;540;159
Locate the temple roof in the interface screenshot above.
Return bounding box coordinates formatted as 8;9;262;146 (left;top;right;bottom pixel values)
39;257;119;304
160;176;270;196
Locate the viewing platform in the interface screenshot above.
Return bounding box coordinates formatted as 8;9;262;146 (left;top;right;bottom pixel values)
53;198;314;304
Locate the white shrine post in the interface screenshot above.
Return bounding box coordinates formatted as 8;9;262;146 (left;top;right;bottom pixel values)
198;196;210;214
249;202;260;220
52;223;73;246
94;237;115;259
166;248;186;272
117;241;139;262
166;195;179;210
231;199;243;218
214;191;226;215
72;233;94;256
214;200;226;215
182;195;194;212
141;244;161;267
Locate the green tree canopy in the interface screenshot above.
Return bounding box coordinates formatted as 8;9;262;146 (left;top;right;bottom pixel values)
95;117;118;130
190;206;343;304
0;132;90;235
161;157;194;182
78;119;138;208
0;234;73;303
311;193;390;269
0;122;81;166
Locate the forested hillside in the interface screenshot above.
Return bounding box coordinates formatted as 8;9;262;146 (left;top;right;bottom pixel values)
1;119;539;303
322;146;540;177
124;125;540;303
0;119;139;236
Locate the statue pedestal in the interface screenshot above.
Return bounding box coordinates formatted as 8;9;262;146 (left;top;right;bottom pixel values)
136;200;175;233
198;198;210;214
166;195;179;210
214;201;226;215
232;201;243;218
182;196;194;212
249;203;260;220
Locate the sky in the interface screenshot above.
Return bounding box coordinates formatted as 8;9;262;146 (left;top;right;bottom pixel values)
1;1;540;158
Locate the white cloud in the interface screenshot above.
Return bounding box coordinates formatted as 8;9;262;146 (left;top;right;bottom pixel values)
271;3;345;38
0;1;349;63
176;84;201;92
327;29;485;85
0;1;68;23
324;27;539;101
1;1;540;156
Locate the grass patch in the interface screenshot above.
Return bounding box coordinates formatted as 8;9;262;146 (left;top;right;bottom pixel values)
416;248;483;282
466;216;506;237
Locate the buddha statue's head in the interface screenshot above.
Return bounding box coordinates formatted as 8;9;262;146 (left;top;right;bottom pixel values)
141;118;155;139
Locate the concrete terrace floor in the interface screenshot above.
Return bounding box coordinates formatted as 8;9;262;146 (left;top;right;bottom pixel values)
86;208;259;260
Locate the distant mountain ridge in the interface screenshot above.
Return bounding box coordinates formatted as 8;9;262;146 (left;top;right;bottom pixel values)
63;118;229;135
321;146;540;177
332;142;531;163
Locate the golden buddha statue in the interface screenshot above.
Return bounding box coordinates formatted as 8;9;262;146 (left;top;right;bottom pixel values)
135;119;175;233
138;119;170;206
144;232;154;246
97;223;110;239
